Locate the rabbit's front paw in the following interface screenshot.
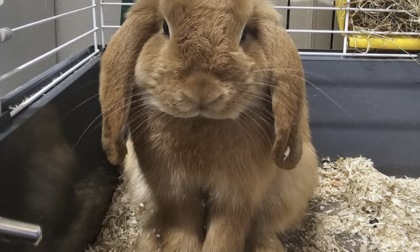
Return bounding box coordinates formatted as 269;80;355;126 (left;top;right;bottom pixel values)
130;228;162;252
132;226;202;252
251;241;286;252
250;234;286;252
160;229;202;252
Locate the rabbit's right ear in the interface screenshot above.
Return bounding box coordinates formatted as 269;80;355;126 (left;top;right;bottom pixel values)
99;1;158;166
253;3;305;170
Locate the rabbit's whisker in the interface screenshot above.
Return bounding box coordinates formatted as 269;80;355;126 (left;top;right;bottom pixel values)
73;95;149;150
234;116;259;148
238;89;272;105
234;102;271;148
66;80;138;118
237;94;274;124
239;105;273;147
250;69;352;118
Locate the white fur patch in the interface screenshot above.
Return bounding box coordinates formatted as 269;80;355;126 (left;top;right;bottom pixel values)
283;146;290;161
123;138;152;206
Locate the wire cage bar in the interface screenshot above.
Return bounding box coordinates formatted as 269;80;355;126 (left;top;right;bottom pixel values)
0;0;419;117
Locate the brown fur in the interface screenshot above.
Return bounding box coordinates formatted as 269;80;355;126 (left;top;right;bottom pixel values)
99;0;318;251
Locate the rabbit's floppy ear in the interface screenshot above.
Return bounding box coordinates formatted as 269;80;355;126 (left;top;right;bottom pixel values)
99;1;158;166
255;6;305;170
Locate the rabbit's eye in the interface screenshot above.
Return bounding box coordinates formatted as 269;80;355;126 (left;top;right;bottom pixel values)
241;28;248;42
163;20;170;36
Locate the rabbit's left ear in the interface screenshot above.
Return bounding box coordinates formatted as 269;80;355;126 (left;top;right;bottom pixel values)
255;6;305;170
99;1;159;166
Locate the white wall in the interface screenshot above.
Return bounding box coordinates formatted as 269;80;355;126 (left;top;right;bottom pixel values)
0;0;57;97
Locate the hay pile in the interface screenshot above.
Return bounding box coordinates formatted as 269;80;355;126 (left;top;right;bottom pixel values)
282;157;420;252
347;0;420;35
86;157;420;252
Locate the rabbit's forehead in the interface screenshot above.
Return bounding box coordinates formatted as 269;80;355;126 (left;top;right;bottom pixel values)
160;0;253;22
161;0;253;9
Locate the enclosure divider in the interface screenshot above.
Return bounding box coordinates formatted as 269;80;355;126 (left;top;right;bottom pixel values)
330;9;335;50
100;1;106;48
9;50;100;117
0;28;98;84
11;6;95;33
273;6;414;12
278;29;418;36
101;2;134;6
297;52;418;58
343;0;350;55
286;0;291;30
91;0;99;52
102;25;121;29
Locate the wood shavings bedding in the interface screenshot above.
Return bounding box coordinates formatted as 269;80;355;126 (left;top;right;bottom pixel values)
86;157;420;252
282;157;420;252
85;183;149;252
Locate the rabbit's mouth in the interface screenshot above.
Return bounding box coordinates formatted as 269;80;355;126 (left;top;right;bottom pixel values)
138;71;262;120
147;94;245;120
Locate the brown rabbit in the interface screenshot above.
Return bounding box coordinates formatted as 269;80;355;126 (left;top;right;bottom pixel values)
99;0;318;251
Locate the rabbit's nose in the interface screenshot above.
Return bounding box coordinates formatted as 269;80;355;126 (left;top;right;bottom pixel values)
181;90;223;108
203;92;224;106
182;71;227;109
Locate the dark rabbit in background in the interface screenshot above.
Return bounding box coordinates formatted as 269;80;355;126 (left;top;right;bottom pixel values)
99;0;318;251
